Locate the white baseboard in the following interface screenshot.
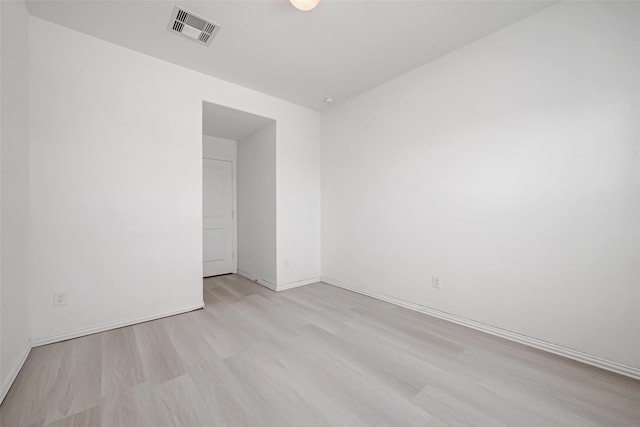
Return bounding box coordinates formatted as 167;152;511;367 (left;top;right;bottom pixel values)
237;270;319;292
321;276;640;381
237;270;277;291
0;342;32;404
31;302;204;347
277;276;321;291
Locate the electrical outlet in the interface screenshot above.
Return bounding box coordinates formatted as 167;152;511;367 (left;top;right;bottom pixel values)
284;260;289;269
54;291;67;307
432;276;441;289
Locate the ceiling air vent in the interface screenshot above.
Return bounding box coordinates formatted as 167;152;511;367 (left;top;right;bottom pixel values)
168;6;220;46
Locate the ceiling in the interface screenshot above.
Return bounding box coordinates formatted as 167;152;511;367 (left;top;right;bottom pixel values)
26;0;555;111
202;101;273;140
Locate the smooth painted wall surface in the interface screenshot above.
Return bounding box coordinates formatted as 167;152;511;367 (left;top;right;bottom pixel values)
28;17;321;342
1;0;31;398
203;135;237;163
322;2;640;369
276;115;322;287
237;123;277;286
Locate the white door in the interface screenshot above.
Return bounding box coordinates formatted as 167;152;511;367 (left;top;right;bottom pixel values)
203;158;234;277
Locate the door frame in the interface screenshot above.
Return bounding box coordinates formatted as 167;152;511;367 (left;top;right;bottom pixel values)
203;137;237;276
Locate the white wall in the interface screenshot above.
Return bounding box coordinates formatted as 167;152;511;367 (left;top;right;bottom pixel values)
322;1;640;370
203;135;238;275
276;116;322;288
203;135;237;163
28;16;321;343
237;123;277;287
1;0;31;401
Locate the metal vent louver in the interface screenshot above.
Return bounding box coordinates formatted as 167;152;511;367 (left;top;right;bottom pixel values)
168;6;220;46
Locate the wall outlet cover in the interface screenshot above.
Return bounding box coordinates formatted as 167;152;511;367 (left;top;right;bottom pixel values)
54;291;68;307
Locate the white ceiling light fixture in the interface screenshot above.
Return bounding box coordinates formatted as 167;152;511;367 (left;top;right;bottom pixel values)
290;0;320;12
168;6;220;46
323;97;334;103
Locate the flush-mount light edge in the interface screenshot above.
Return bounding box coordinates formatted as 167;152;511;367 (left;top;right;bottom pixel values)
290;0;321;11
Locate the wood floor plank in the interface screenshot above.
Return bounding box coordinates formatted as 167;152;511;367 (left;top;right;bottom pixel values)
44;406;101;427
223;338;339;426
99;382;158;427
1;274;639;426
0;346;56;426
187;357;259;427
101;327;144;396
152;375;214;427
164;311;218;367
277;326;434;426
133;319;186;384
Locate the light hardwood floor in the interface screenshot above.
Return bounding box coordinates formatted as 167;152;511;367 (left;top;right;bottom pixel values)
1;274;639;426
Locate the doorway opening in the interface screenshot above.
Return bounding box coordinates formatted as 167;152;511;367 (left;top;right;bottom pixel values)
202;101;276;286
